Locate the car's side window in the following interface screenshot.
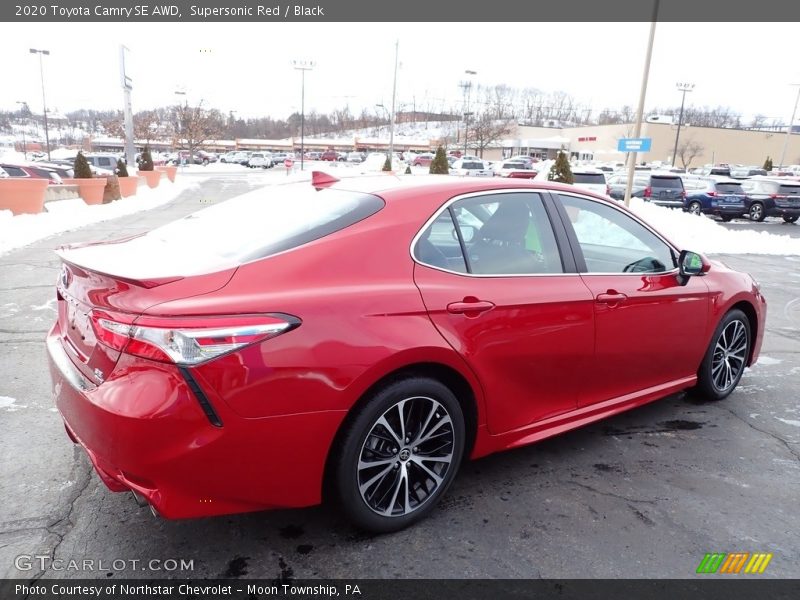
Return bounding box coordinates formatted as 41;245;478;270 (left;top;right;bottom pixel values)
415;211;468;273
454;193;563;275
558;194;675;274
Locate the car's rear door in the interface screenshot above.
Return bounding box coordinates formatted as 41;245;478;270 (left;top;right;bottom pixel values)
554;192;709;406
413;190;595;434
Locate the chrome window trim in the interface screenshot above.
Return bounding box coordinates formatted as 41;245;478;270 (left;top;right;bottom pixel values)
409;188;578;278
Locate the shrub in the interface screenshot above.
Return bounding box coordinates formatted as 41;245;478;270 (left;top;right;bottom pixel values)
429;146;449;174
73;152;93;179
139;145;154;171
547;150;574;184
116;159;129;177
405;165;411;175
763;156;773;171
382;155;392;172
103;176;121;203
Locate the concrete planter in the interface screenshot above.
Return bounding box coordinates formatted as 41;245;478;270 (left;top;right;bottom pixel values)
137;170;162;189
117;176;138;198
155;165;178;183
62;178;108;205
0;178;49;215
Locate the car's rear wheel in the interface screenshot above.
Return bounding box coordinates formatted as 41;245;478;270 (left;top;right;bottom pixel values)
334;377;465;532
783;215;799;223
688;201;702;215
695;309;751;401
749;202;766;222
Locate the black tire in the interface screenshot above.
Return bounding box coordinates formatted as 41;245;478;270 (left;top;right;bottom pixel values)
688;201;702;215
719;215;734;222
783;215;799;223
749;202;766;222
694;309;751;401
333;377;465;533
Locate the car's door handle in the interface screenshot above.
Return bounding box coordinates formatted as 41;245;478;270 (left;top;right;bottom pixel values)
595;292;628;304
446;299;496;315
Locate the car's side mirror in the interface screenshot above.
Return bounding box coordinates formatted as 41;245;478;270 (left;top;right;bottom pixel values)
677;250;706;285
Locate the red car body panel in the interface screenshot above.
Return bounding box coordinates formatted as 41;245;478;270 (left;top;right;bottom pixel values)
46;177;766;519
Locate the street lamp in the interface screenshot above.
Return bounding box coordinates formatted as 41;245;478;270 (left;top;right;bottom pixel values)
16;101;28;159
29;48;51;161
291;59;315;171
462;69;477;156
779;83;800;169
671;82;695;167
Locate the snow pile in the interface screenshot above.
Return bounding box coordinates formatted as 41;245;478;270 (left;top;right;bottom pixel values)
0;177;205;256
628;198;800;255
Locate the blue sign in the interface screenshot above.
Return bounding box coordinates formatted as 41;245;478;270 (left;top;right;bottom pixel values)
618;137;652;152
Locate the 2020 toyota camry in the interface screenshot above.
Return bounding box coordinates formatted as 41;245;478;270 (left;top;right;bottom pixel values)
47;174;765;532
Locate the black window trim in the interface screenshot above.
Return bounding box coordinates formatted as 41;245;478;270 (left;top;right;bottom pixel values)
550;191;681;276
410;188;578;278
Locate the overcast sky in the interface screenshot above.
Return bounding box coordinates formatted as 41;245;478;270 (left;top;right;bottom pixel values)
2;22;799;124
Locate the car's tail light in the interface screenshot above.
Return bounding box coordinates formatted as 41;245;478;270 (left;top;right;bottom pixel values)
770;194;787;199
644;186;652;197
91;311;300;365
681;190;687;198
707;191;717;197
606;184;611;195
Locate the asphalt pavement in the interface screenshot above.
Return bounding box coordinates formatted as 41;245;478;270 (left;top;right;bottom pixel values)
0;172;798;580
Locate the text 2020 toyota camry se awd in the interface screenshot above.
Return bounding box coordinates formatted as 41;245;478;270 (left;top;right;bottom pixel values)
47;174;765;532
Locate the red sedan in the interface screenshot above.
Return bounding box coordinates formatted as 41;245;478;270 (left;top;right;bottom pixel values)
47;175;766;532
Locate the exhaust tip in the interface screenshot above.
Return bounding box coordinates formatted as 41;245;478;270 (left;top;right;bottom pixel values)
130;490;149;508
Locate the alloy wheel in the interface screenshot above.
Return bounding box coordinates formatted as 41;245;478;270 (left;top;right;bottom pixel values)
689;201;702;215
749;203;764;221
710;319;748;393
357;396;454;517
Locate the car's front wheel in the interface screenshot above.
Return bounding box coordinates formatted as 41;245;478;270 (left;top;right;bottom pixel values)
334;377;465;532
695;309;751;401
749;202;766;222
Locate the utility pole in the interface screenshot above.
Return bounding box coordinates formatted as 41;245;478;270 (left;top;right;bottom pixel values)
120;45;136;168
292;59;315;171
779;83;800;168
623;0;659;207
30;48;51;161
461;70;477;156
671;82;694;167
388;40;399;167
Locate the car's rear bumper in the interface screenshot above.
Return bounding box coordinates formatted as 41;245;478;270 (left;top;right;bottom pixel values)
46;325;346;519
649;199;684;208
767;206;800;217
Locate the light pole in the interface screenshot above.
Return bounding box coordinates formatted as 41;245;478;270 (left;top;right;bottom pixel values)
671;82;695;167
16;101;28;159
388;40;399;166
30;48;51;161
292;59;315;171
462;69;477;156
779;83;800;168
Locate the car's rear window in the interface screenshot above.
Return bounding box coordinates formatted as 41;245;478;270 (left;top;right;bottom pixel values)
462;162;484;169
573;173;606;184
715;183;744;194
778;185;800;196
651;176;684;189
71;185;385;277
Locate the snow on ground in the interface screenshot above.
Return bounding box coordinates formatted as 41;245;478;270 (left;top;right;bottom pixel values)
0;396;17;409
628;198;800;255
0;177;205;256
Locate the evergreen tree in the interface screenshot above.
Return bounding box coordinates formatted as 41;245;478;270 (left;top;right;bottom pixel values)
73;152;93;179
429;146;449;174
763;156;773;171
116;158;129;177
139;145;154;171
382;155;392;172
404;164;412;175
547;150;574;184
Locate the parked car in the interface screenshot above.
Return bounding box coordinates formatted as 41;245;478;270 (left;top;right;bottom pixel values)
0;162;63;184
47;176;765;532
612;172;685;208
411;153;435;167
346;152;364;163
449;158;493;177
492;160;537;179
0;166;7;178
571;169;608;195
740;177;800;223
228;151;250;166
682;177;748;221
305;151;322;161
220;152;238;163
320;150;338;162
248;152;273;169
694;166;732;177
729;167;768;179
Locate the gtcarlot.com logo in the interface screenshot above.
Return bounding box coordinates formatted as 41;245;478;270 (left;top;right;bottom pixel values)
14;555;194;572
696;552;773;574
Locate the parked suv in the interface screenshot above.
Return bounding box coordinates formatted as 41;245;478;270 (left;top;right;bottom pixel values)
606;172;685;207
83;153;121;172
682;177;747;221
248;152;273;168
571;169;608;195
740;177;800;223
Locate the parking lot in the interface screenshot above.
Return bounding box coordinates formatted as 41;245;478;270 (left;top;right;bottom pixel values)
1;171;798;580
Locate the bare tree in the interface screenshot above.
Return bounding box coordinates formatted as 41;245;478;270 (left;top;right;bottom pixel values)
677;138;704;169
102;109;161;143
172;103;224;157
468;113;514;158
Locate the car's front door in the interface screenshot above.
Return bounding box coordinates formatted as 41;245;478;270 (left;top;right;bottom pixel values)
413;190;595;434
555;193;710;406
